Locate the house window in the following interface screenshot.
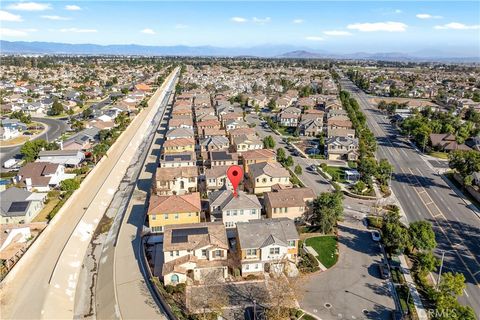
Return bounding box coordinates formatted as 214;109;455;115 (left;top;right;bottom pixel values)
288;240;295;247
274;208;277;214
201;249;207;257
251;209;256;215
164;214;169;220
176;251;180;256
246;249;257;256
170;251;174;257
151;214;156;220
226;210;230;216
269;247;280;255
285;207;288;213
262;178;267;183
240;209;244;215
232;210;238;216
175;214;179;220
245;264;250;271
214;250;222;257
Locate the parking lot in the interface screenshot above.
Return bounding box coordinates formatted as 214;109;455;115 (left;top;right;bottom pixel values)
299;214;396;320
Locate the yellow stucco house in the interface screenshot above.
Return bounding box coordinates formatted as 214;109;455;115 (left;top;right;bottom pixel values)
162;138;195;154
147;192;201;233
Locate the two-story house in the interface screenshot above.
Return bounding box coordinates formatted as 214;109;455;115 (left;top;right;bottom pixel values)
208;190;262;228
165;128;195;141
154;166;198;195
241;149;276;174
147;192;201;233
163;138;195;154
325;136;359;161
236;218;299;275
232;134;263;154
162;222;229;285
159;152;196;168
208;150;239;167
246;162;292;194
264;186;315;221
13;162;73;192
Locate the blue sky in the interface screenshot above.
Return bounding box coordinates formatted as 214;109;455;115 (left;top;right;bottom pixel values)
1;1;479;56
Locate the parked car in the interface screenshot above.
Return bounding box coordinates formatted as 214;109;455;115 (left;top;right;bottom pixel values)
379;263;390;279
371;230;381;242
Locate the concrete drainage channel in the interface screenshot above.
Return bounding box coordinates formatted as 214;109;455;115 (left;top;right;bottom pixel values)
74;84;176;318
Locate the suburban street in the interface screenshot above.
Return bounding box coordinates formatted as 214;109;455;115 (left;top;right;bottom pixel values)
0;69;179;319
339;77;480;315
0;117;68;170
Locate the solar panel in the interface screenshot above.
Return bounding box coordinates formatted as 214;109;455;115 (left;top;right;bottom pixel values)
211;151;229;160
164;154;191;161
171;227;208;243
8;201;29;213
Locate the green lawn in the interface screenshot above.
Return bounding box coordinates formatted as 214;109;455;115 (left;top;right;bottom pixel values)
305;236;338;268
428;151;449;159
276;126;297;136
325;166;347;183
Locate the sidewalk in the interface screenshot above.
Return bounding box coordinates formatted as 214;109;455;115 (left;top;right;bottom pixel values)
398;255;428;320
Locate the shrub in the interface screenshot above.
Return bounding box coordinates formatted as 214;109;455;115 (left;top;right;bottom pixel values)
367;216;384;229
246;274;258;281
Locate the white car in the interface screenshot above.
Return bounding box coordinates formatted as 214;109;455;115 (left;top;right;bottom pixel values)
371;230;381;242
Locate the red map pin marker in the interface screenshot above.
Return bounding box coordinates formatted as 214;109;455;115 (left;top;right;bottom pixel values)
227;165;243;197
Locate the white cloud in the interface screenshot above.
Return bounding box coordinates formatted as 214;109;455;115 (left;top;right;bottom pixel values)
141;28;156;35
175;24;188;29
395;9;403;14
323;30;352;36
434;22;480;30
42;15;71;21
305;36;325;41
0;27;29;37
347;21;407;32
65;5;81;11
252;17;271;24
231;16;247;23
60;27;97;33
8;2;51;11
416;13;442;19
292;19;304;24
0;10;23;22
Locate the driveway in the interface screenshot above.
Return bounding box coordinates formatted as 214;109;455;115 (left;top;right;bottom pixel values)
299;216;396;320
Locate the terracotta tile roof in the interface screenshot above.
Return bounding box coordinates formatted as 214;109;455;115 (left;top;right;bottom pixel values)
264;187;315;208
197;119;221;128
163;138;195;148
241;149;276;160
156;166;198;181
147;192;201;215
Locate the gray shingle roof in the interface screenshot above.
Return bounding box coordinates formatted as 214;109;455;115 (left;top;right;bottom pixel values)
236;218;299;249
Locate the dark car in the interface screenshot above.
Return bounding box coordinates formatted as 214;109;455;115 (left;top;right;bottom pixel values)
379;263;391;279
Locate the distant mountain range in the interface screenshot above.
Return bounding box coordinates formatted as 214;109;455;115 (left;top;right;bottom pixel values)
1;40;478;63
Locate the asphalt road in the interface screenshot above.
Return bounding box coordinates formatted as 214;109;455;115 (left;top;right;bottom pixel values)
300;216;396;320
0;117;67;169
339;77;480;315
246;113;332;195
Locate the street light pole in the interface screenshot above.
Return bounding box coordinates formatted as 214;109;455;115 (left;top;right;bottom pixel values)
436;250;446;290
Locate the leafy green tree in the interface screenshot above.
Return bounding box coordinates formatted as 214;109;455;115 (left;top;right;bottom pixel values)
263;135;276;149
60;179;80;191
276;148;286;162
294;164;302;175
438;272;466;297
82;108;93;119
20;139;58;162
414;251;439;277
267;98;277;111
49;99;64;116
92;142;109;162
358;156;377;184
382;210;410;253
449;150;480;177
284;156;294;167
409;220;437;251
311;192;344;234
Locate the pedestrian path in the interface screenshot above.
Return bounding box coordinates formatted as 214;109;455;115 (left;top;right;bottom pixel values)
399;255;428;320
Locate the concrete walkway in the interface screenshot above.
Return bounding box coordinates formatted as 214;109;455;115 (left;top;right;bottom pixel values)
398;255;428;320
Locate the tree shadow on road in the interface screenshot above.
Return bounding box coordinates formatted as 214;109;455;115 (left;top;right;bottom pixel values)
338;224;383;258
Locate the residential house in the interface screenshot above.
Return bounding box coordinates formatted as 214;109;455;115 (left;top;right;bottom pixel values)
37;150;85;167
159;152;196;168
225;119;249;132
197;120;221;138
325;136;359;161
208;151;239;167
202;128;226;138
429;133;471;152
241;149;276;173
14;162;73;192
165;128;195;141
236;218;299;275
169;118;194;129
204;166;232;194
147;192;201;233
327;128;356;139
264;186;315;221
327;118;353;131
228;127;256;142
299;118;323;137
208;190;262;228
163;138;195;154
0;187;46;224
199;136;230;156
162;222;229;285
232;134;263;154
154;166;198;195
246;162;292;194
278;107;301;127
